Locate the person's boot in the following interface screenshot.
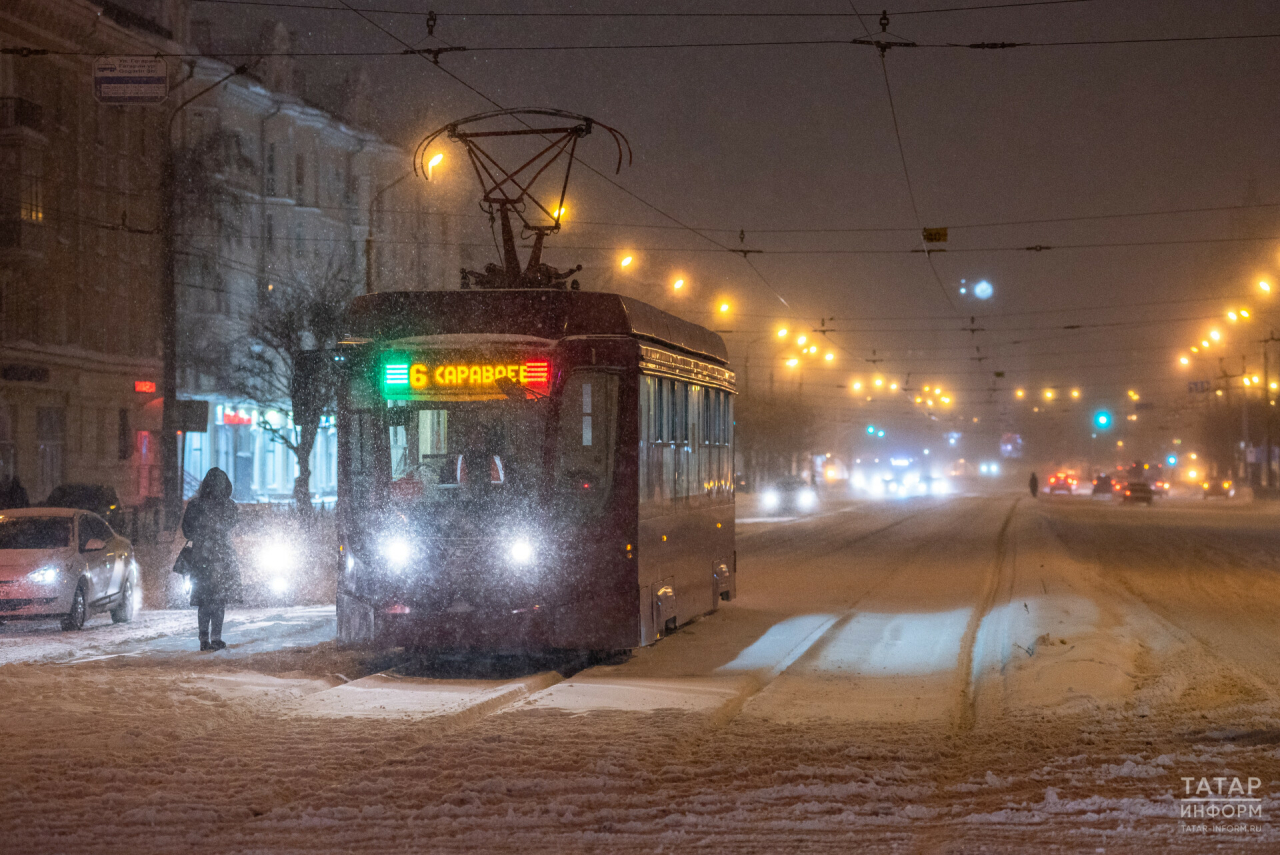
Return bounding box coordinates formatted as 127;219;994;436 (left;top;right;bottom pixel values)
199;638;211;651
209;639;227;651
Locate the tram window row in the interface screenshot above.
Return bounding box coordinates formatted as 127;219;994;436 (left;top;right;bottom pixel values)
638;374;734;511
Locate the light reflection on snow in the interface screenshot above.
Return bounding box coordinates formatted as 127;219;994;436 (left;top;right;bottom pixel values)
717;614;837;673
812;608;972;675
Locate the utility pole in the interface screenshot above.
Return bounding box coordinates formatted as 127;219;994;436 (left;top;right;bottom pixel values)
161;61;254;530
1262;332;1280;488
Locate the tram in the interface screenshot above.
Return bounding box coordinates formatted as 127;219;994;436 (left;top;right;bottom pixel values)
327;288;736;652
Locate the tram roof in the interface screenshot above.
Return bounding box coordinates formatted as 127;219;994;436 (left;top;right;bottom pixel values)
345;289;730;365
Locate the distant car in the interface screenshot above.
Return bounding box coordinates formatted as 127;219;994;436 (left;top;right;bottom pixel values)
1047;473;1077;495
760;478;818;515
1151;480;1170;497
1092;474;1114;495
1203;479;1235;499
1121;481;1154;505
43;484;123;530
0;508;138;630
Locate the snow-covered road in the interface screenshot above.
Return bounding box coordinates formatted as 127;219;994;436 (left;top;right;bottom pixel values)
4;493;1280;852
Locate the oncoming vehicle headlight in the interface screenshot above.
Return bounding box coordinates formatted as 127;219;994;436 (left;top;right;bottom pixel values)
27;567;59;584
382;537;412;569
761;489;781;510
797;488;817;509
508;537;535;565
268;576;289;595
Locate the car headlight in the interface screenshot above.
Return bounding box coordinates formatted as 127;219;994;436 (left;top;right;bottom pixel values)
257;541;297;572
382;536;413;569
761;490;781;509
797;489;817;508
268;576;289;595
508;536;535;565
27;567;59;584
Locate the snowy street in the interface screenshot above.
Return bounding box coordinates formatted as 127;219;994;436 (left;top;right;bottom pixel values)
5;493;1280;852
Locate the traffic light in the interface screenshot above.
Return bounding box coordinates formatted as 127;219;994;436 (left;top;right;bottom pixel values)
1167;454;1177;467
866;424;876;435
1094;410;1112;429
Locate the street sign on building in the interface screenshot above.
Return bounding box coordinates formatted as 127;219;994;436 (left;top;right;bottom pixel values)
93;57;169;104
922;227;948;243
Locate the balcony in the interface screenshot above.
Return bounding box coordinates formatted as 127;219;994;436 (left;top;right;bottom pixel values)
0;98;43;134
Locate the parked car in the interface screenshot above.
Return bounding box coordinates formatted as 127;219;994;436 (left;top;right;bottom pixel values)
43;484;123;530
0;508;138;630
759;477;818;515
1121;481;1154;505
1091;474;1114;495
1203;479;1235;499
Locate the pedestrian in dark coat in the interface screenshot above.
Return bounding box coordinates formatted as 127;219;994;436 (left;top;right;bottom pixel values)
1029;472;1039;498
182;468;241;651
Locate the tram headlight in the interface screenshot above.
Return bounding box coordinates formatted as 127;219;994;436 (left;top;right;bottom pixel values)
257;541;296;572
761;489;781;510
382;536;413;569
508;536;535;565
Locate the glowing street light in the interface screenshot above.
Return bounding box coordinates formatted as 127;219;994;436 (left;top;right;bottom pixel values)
673;278;684;290
1262;280;1272;293
797;335;807;346
1201;340;1210;348
620;255;633;268
777;328;787;337
719;302;730;313
889;382;898;390
1228;311;1238;322
1209;329;1221;341
426;152;443;180
851;381;862;391
1043;389;1055;400
873;378;884;388
553;206;566;220
1015;389;1025;399
1071;388;1080;398
1241;309;1250;318
1180;356;1190;365
1128;390;1140;401
824;352;834;362
786;358;799;367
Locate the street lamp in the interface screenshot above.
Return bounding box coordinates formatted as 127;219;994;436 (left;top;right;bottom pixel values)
426;152;443;180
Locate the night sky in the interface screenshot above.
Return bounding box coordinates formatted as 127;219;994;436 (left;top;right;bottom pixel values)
196;0;1280;454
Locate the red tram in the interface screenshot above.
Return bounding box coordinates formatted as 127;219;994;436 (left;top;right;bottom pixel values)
330;289;736;652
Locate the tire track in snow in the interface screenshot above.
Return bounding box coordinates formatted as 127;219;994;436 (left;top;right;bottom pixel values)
954;498;1019;732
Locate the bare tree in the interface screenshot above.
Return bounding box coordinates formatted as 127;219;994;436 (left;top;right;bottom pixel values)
223;252;355;517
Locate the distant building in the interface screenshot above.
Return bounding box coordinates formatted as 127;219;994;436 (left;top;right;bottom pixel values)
0;0;182;510
172;20;465;502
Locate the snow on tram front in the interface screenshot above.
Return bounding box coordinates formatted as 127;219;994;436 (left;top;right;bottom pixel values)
328;289;737;654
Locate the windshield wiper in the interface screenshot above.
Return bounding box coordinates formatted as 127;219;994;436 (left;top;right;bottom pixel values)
494;376;547;401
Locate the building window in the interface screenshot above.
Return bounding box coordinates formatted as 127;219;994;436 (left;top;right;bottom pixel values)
36;407;65;501
118;408;132;460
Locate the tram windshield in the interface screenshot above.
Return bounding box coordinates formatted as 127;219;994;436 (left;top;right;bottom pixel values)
386;400;548;507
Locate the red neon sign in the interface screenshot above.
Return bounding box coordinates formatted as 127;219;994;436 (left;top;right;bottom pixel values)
134;380;156;393
222;410;253;426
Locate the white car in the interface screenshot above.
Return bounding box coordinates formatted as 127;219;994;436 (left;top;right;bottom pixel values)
0;508;139;630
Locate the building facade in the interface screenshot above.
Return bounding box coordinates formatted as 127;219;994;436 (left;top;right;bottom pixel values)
2;0;466;513
0;0;186;509
172;21;466;502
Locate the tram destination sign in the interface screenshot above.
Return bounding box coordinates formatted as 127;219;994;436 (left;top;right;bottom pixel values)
381;354;551;400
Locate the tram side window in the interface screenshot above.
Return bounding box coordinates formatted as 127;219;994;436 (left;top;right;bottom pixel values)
348;411;383;505
557;371;618;510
